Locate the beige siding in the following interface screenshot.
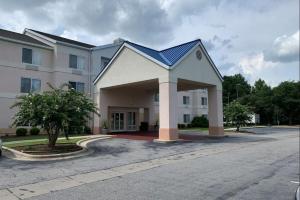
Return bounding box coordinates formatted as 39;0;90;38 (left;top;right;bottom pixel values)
96;47;169;89
171;46;222;90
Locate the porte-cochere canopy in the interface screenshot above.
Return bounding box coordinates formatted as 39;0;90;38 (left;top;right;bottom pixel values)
93;39;224;141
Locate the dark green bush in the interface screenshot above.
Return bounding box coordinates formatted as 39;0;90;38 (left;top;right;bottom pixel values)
178;124;186;129
30;127;40;135
191;116;209;128
16;128;27;137
67;126;84;135
84;126;92;134
139;122;149;131
187;124;193;128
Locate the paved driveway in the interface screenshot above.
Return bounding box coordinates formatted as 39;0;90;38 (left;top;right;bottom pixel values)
0;127;298;200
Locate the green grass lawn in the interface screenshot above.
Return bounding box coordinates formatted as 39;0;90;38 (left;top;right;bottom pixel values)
2;134;89;148
179;127;208;131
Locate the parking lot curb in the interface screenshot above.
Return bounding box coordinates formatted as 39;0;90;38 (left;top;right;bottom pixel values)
2;135;112;161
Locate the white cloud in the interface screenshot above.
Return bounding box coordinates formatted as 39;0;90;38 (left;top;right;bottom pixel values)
239;53;276;82
264;30;300;62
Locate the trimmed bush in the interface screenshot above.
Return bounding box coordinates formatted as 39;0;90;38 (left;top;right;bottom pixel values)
187;124;193;128
84;126;92;135
178;124;186;129
191;116;209;128
139;122;149;131
30;127;40;135
16;128;27;137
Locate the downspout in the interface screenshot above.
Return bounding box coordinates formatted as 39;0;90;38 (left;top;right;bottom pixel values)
89;49;94;131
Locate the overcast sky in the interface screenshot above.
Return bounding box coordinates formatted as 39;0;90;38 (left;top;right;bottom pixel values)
0;0;299;86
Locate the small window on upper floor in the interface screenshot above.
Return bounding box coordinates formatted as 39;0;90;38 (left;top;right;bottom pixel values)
69;81;85;93
22;48;42;65
183;96;190;105
101;57;110;68
20;77;41;93
201;97;207;106
69;54;85;70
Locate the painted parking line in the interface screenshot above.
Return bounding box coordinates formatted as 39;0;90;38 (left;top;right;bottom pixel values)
5;140;266;199
0;189;19;200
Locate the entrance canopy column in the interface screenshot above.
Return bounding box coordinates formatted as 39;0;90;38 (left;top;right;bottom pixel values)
208;86;224;136
157;78;179;141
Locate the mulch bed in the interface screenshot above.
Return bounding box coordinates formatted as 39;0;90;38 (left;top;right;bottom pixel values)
13;144;83;155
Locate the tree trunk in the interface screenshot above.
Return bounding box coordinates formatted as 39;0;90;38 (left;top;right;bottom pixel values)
48;129;59;149
236;124;240;132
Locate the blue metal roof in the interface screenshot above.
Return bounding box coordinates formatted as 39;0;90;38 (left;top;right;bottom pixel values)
126;39;200;66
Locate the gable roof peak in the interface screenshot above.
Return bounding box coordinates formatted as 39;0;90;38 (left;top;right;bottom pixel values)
124;39;201;66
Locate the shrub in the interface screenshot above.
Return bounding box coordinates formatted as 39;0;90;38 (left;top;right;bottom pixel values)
30;127;40;135
16;128;27;137
84;126;92;135
68;126;84;135
178;124;186;129
139;122;149;131
191;116;209;128
187;124;193;128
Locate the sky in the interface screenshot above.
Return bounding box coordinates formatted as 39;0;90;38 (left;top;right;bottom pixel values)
0;0;299;87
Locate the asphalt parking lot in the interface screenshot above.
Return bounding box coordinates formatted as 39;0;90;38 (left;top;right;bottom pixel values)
0;127;299;200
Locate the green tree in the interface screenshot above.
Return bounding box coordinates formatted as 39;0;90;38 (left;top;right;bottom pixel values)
11;84;99;149
223;74;251;105
249;79;273;124
224;100;252;131
273;81;300;125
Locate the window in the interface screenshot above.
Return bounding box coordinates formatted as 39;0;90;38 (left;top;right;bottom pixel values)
69;81;85;93
22;48;32;64
22;48;42;65
183;96;190;105
101;57;110;68
21;78;41;93
183;114;191;123
127;112;136;130
201;97;207;106
69;55;85;70
154;92;159;102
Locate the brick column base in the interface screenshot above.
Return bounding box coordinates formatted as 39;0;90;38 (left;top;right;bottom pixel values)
93;127;101;135
209;126;224;136
157;128;179;141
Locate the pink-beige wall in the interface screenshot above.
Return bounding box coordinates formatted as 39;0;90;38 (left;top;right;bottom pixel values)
0;39;92;134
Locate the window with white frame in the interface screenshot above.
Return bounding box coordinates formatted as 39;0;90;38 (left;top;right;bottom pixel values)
22;48;42;65
69;54;85;70
201;97;208;106
183;96;190;105
20;77;41;93
183;114;191;123
69;81;85;93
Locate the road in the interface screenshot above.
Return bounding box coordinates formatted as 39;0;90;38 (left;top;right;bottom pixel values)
0;127;299;200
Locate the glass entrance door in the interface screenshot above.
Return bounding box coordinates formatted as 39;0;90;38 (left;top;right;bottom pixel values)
127;112;137;131
111;112;125;131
